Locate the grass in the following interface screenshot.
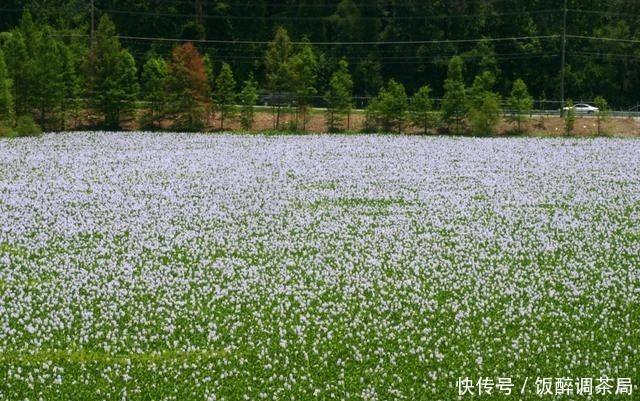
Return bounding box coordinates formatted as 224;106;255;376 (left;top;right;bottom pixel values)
0;133;638;400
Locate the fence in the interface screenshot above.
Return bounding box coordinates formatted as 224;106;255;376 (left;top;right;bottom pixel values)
256;94;640;118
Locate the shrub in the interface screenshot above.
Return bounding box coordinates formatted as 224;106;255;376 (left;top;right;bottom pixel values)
15;115;42;137
0;124;15;138
564;100;576;136
594;96;609;135
468;92;501;136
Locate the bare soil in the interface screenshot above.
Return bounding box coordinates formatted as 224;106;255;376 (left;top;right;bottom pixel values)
91;109;640;137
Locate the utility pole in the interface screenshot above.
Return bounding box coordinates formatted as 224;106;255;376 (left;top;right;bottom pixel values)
90;0;95;47
560;0;567;116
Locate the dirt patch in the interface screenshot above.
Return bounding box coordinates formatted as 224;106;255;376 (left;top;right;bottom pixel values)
75;108;640;137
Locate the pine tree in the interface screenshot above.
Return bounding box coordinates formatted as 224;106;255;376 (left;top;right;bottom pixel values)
441;56;467;134
265;27;293;129
59;43;81;131
213;62;237;130
2;12;74;130
85;15;139;128
507;78;533;134
166;42;210;131
324;59;353;132
0;48;14;125
290;39;318;131
468;71;501;136
31;29;66;129
2;30;28;116
141;57;168;129
410;85;435;135
374;79;408;134
239;75;259;130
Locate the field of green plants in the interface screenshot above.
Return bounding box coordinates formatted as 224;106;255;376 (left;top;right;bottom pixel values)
0;133;638;400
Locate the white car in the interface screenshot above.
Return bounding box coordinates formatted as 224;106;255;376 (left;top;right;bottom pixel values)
563;103;599;115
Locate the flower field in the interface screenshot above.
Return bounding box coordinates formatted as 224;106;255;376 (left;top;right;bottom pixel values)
0;132;638;400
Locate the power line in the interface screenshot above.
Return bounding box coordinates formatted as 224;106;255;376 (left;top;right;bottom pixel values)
570;51;640;60
101;7;561;21
150;0;528;9
566;34;640;44
116;34;558;46
568;9;640;18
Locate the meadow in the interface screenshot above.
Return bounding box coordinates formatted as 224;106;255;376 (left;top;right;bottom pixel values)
0;133;638;400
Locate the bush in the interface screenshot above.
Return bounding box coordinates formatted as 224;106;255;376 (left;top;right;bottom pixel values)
15;115;42;137
468;92;501;136
564;100;575;136
0;124;15;138
594;96;609;135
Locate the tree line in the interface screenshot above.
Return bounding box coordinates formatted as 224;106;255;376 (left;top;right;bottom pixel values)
0;11;611;136
1;1;639;104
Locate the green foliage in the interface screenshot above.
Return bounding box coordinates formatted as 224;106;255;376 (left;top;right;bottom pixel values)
463;39;501;82
467;71;501;136
564;100;576;136
2;24;28;115
368;79;408;134
507;79;533;133
85;15;139;129
594;96;609;135
0;48;13;124
441;56;467;134
468;92;501;136
14;114;41;137
264;27;293;129
1;12;80;131
289;39;318;131
324;59;353;132
239;75;259;130
141;57;168;129
355;56;383;98
213;62;237;130
409;85;435;135
3;1;640;113
59;42;82;131
0;3;636;134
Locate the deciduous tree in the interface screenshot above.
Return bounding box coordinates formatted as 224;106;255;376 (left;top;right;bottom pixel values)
166;42;210;131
